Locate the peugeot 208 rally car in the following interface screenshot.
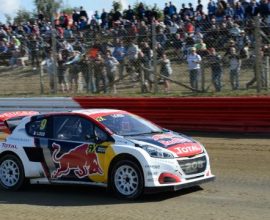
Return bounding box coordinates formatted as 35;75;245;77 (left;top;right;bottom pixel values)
0;109;215;199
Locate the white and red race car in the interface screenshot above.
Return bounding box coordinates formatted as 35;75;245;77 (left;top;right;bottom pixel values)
0;109;215;199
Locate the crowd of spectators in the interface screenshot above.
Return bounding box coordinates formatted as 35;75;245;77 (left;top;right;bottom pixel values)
0;0;270;93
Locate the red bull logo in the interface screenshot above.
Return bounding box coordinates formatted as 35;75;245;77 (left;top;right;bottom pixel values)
152;133;192;147
51;143;103;179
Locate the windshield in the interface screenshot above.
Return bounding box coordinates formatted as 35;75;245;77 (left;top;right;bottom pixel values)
95;113;163;136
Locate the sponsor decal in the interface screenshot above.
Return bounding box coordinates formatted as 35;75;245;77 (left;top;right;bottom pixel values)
111;114;124;118
152;133;192;147
96;116;106;122
146;178;154;182
168;143;203;157
51;143;103;179
33;131;46;137
147;171;158;176
145;165;160;169
9;137;32;142
1;143;17;149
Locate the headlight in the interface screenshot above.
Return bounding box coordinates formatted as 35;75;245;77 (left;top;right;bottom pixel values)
141;145;174;159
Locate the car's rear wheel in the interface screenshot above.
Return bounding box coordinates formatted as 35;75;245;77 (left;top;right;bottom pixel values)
111;160;144;199
0;155;25;191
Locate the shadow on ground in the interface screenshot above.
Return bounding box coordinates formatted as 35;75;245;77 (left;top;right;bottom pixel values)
0;184;202;206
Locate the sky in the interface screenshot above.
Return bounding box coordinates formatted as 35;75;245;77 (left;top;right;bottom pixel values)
0;0;206;23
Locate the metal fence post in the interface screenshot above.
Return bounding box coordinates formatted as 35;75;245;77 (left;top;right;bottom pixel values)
266;56;270;90
201;62;205;92
51;7;58;94
254;16;262;92
39;66;44;95
152;22;158;94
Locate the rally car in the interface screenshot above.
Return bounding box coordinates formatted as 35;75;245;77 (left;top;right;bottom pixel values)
0;109;215;199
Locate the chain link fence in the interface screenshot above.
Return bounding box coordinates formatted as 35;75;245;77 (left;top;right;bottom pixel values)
0;17;269;96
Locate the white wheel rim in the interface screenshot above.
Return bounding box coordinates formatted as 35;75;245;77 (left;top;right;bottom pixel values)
0;159;20;187
114;165;139;196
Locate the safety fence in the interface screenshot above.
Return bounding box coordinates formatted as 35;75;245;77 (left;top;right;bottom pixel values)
0;17;270;96
1;97;270;133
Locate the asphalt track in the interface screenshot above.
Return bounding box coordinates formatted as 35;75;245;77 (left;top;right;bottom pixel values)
0;134;269;220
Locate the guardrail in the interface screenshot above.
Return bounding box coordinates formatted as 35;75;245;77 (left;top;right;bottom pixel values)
0;97;80;112
1;97;270;133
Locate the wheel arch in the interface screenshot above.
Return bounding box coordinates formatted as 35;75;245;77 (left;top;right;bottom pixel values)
108;153;145;187
0;151;22;163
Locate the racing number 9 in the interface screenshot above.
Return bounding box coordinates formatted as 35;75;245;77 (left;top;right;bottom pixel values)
40;119;47;130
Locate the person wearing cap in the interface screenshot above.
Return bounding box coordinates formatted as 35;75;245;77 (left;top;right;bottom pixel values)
187;47;202;90
208;48;223;92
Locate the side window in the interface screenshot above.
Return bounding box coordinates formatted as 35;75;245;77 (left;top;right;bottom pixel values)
94;126;109;142
26;118;48;137
53;115;95;142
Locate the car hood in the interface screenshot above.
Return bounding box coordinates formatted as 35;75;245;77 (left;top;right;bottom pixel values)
128;132;204;157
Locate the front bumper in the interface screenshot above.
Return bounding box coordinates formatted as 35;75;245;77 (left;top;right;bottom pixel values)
144;175;215;194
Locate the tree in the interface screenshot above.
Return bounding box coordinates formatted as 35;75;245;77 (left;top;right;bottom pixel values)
4;14;12;24
13;9;33;24
34;0;62;18
113;1;122;11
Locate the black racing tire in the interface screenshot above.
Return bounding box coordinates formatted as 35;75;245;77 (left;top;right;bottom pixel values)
0;154;25;191
111;159;144;200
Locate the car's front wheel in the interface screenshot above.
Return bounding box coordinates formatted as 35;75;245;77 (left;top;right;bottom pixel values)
0;155;25;191
111;160;144;199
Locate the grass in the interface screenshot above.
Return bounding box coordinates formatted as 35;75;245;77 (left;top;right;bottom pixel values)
0;60;269;97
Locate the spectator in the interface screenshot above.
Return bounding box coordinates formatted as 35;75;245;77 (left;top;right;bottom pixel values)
140;42;153;91
104;50;119;94
113;39;126;78
0;40;8;59
187;47;202;90
101;9;108;28
208;48;223;91
65;50;81;93
28;35;40;70
59;12;69;29
93;52;107;93
169;1;177;18
234;2;245;21
42;52;55;93
72;9;80;25
159;53;172;93
245;0;259;18
126;41;140;81
228;47;241;90
195;39;208;56
208;0;217;17
125;5;135;21
80;54;96;93
57;50;69;92
79;6;89;22
246;49;267;89
163;3;170;17
259;0;270;19
196;0;204;13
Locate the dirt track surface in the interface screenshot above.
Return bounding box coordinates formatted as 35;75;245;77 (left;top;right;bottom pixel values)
0;134;269;220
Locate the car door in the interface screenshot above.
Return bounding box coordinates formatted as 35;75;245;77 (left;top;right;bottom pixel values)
45;114;105;182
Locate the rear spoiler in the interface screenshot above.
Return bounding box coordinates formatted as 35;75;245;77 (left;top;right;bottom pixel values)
0;111;39;134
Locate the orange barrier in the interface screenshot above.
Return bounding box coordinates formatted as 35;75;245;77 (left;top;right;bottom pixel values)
74;97;270;133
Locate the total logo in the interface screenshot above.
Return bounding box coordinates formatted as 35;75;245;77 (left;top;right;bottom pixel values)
169;143;203;157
